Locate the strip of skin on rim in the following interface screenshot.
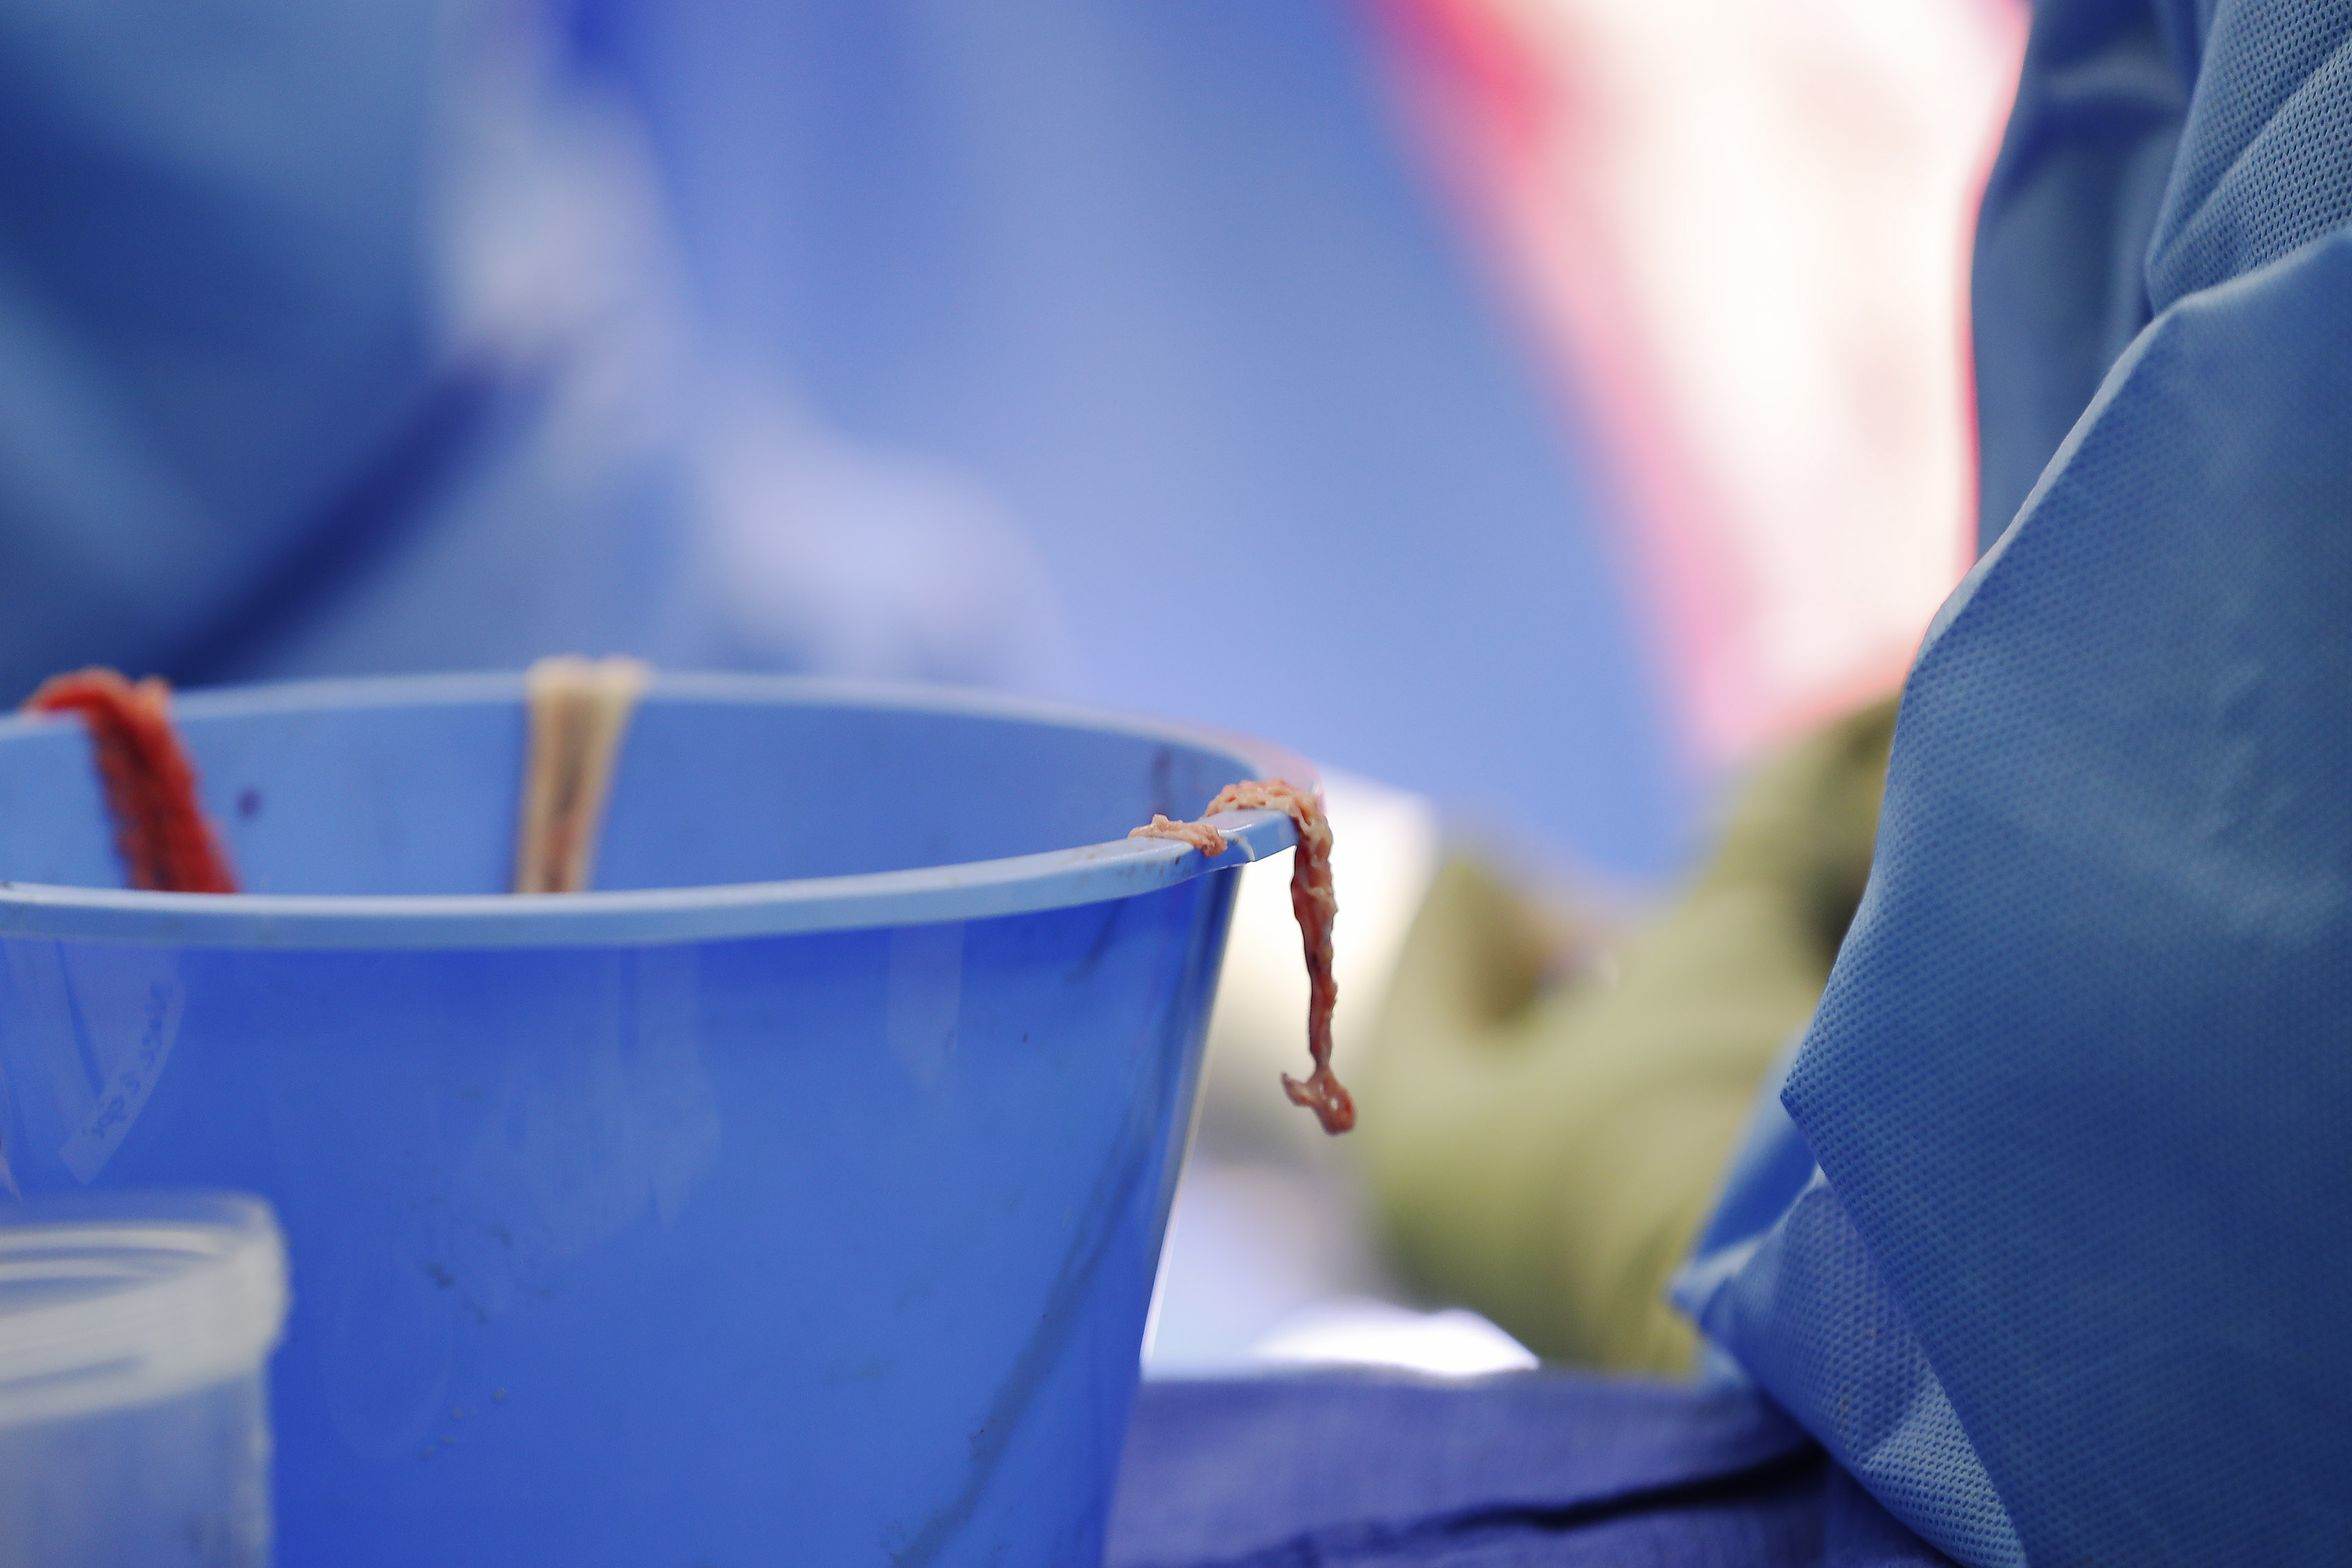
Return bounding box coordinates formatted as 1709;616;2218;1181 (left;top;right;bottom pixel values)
514;657;650;895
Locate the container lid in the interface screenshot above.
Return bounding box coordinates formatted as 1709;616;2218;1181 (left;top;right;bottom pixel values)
0;1192;288;1428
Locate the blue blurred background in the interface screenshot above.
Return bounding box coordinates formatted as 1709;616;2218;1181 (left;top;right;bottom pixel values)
0;0;2020;879
0;0;1694;882
563;0;1678;877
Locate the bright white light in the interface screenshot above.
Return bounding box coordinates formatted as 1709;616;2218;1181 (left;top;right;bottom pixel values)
1251;1298;1539;1378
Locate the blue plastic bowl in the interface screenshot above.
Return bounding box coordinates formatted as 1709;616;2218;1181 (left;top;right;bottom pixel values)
0;673;1306;1567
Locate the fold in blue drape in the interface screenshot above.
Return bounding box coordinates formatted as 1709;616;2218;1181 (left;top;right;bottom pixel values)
1681;4;2352;1561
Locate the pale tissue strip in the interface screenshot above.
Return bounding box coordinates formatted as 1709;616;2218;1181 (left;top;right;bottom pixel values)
516;656;651;895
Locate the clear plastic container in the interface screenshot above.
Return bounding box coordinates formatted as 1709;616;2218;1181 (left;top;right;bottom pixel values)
0;1194;289;1568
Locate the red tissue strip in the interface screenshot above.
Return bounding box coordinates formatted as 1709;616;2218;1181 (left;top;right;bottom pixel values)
1133;779;1353;1135
24;670;239;894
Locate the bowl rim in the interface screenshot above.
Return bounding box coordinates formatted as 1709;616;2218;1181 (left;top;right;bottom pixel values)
0;671;1311;949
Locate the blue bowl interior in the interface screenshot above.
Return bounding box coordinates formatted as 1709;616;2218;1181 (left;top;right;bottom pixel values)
0;680;1265;898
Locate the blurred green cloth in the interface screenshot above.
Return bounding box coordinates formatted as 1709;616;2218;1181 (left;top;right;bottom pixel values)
1358;698;1896;1374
